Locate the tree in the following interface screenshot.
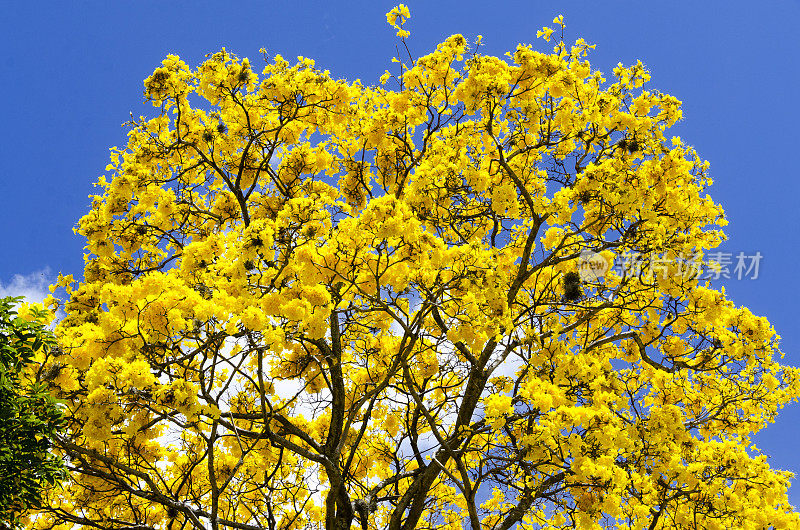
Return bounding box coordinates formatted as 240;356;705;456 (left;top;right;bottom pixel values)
41;7;800;530
0;297;66;529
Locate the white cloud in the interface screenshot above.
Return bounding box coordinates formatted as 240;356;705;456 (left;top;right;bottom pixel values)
0;268;53;305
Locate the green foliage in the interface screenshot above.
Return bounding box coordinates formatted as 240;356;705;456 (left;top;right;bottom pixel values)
0;297;67;529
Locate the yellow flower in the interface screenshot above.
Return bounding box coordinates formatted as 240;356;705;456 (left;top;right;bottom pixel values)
386;4;411;38
537;26;555;42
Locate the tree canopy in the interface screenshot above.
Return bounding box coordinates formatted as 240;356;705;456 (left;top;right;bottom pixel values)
0;297;66;529
40;7;800;530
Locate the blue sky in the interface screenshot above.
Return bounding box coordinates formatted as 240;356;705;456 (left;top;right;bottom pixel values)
1;0;799;506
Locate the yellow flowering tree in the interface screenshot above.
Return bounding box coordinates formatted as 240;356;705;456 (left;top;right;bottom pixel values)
39;8;800;530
